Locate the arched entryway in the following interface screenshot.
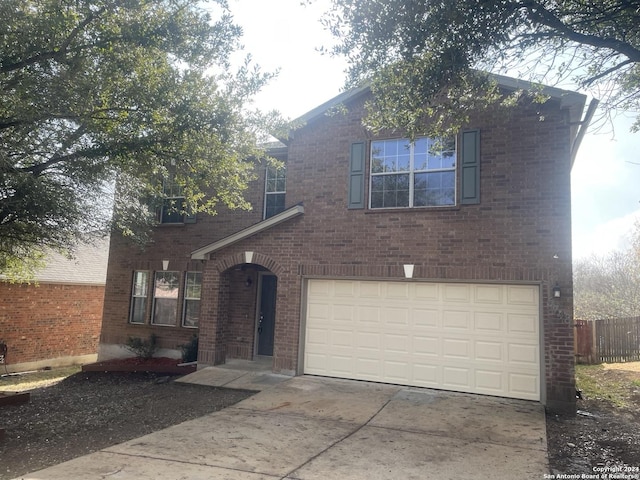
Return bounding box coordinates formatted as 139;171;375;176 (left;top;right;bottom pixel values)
218;264;277;364
197;251;292;372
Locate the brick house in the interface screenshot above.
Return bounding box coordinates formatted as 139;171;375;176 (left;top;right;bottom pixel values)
101;75;587;412
0;237;108;372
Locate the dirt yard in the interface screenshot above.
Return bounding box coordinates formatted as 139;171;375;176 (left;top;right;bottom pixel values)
0;362;639;479
546;362;640;475
0;370;254;479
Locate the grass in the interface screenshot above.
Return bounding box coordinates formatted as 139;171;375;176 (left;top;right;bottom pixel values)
575;363;640;408
0;365;81;393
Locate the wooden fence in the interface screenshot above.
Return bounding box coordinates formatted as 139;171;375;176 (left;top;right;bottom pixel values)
575;316;640;364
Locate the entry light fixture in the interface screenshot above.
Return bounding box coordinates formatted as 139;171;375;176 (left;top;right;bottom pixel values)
552;283;561;298
162;260;169;271
245;277;253;287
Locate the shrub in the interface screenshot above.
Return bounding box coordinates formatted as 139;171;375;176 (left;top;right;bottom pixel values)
180;335;198;363
125;334;158;360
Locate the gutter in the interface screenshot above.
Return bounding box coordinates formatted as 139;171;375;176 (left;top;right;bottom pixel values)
570;98;599;170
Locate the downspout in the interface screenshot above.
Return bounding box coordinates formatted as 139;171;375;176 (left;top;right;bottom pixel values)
570;98;599;170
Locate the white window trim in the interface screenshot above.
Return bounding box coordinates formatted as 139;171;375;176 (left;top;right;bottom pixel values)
369;137;457;210
263;164;286;219
182;271;201;329
151;271;180;327
129;270;149;324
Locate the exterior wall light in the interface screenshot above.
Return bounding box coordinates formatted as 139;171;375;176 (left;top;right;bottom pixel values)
162;260;169;271
553;283;561;298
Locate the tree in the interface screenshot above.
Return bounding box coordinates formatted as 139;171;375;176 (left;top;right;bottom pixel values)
321;0;640;138
574;221;640;320
0;0;281;280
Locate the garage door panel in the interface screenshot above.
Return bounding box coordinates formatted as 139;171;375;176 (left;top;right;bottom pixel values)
360;282;382;298
507;343;539;365
330;329;354;347
304;280;540;401
507;286;538;306
475;370;505;393
507;313;538;335
386;283;410;299
442;338;472;359
413;335;440;356
509;373;539;397
414;283;439;300
383;360;411;382
383;333;410;354
334;280;356;297
442;366;471;388
442;310;471;329
474;285;503;304
356;331;381;349
382;307;410;325
475;341;504;362
411;308;439;328
333;304;355;323
474;311;504;332
412;363;440;386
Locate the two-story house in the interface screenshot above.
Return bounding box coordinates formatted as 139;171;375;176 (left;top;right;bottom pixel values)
100;75;587;412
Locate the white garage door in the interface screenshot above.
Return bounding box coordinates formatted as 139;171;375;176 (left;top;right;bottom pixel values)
304;280;540;400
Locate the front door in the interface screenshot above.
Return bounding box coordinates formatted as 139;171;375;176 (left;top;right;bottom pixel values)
257;274;277;356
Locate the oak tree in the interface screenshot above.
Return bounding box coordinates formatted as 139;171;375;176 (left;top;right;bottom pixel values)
0;0;279;280
322;0;640;137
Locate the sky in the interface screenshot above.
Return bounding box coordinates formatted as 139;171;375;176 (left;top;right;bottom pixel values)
227;0;640;261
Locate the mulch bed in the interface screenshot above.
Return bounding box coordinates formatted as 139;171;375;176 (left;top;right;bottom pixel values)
82;356;197;375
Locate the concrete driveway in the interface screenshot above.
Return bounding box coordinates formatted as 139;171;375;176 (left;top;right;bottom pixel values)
16;368;549;479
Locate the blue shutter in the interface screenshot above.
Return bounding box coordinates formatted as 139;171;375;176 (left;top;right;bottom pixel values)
348;142;366;209
461;130;480;205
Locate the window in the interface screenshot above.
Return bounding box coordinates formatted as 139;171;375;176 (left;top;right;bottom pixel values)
129;271;149;324
160;177;186;224
370;137;456;209
264;164;286;219
182;272;202;328
152;271;180;326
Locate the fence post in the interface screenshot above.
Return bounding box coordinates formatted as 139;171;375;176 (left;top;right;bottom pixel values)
592;319;598;363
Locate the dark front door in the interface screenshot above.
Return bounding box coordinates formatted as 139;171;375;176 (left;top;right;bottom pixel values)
257;275;277;356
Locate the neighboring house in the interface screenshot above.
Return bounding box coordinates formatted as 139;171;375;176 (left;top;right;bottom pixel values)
101;75;587;412
0;237;109;373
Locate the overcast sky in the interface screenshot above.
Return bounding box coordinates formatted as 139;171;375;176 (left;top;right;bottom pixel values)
228;0;640;261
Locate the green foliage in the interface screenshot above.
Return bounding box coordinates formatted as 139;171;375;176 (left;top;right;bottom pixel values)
322;0;640;136
0;0;287;278
180;335;199;363
125;334;158;360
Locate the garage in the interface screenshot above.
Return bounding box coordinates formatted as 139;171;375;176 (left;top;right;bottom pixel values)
303;279;541;400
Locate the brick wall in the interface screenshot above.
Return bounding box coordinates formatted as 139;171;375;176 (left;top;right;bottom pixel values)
0;282;104;370
103;90;576;411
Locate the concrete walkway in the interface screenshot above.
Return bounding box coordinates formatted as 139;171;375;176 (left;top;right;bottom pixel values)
16;365;549;479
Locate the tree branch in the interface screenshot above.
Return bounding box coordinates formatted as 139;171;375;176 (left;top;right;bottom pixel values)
582;58;634;86
0;5;108;74
519;0;640;62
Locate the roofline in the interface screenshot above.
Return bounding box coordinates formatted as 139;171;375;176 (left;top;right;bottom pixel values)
281;72;587;141
190;204;305;260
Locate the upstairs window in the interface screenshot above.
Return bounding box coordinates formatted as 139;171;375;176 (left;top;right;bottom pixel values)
370;137;456;209
159;177;186;224
264;164;286;219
